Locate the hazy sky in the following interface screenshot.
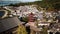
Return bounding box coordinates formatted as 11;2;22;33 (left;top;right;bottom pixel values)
1;0;42;2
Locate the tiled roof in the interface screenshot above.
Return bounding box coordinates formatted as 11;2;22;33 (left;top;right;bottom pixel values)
0;17;20;33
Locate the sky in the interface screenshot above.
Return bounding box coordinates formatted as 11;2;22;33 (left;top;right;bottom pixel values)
1;0;42;2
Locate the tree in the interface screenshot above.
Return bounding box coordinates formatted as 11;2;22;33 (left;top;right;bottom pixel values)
41;0;60;10
20;17;28;23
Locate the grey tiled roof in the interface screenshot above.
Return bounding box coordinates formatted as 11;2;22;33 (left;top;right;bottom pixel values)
0;17;20;33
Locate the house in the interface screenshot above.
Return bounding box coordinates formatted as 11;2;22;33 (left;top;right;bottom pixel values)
0;17;20;34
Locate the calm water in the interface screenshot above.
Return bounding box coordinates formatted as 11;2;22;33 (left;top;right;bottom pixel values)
0;11;5;17
0;1;21;6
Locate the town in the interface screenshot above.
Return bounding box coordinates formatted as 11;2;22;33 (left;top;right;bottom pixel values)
0;0;60;34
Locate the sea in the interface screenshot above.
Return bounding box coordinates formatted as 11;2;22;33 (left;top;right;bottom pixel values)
0;1;21;6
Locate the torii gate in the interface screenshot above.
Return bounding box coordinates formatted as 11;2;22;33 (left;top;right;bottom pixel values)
28;12;35;22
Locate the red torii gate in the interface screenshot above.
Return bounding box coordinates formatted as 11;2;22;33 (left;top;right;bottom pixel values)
28;12;35;22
